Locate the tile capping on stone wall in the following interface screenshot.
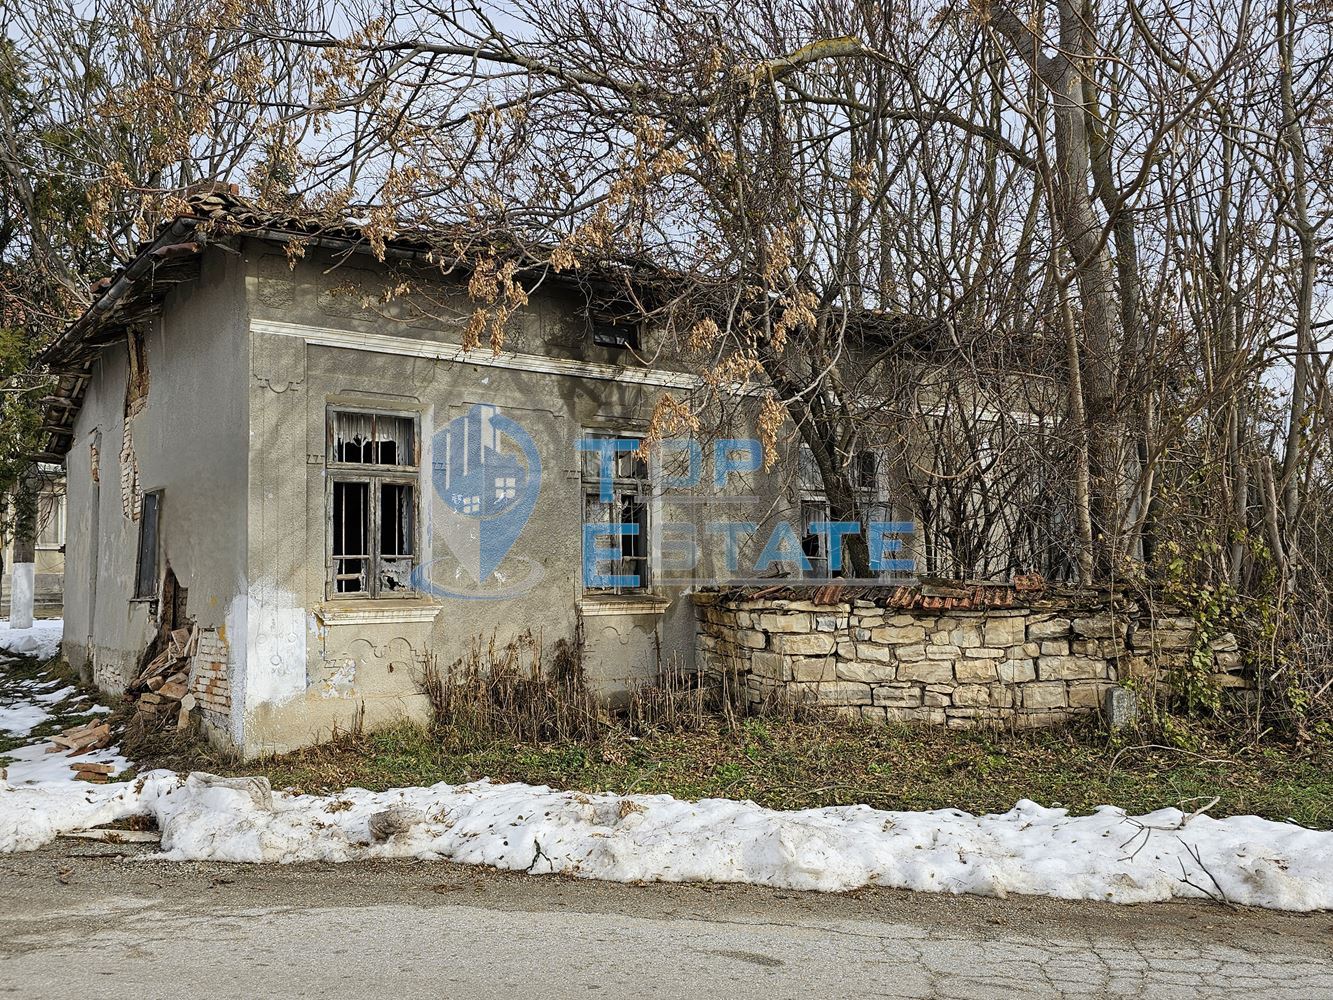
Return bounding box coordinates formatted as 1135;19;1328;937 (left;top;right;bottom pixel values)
692;582;1246;730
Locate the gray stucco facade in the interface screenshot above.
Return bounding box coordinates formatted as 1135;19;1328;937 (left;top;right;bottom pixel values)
58;237;795;757
62;246;251;743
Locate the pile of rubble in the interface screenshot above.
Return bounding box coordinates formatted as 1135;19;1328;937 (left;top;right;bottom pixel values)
129;626;200;731
43;720;115;783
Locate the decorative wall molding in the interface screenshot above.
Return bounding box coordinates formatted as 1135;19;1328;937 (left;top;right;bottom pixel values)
250;318;702;390
315;601;442;626
578;595;673;617
251;324;307;393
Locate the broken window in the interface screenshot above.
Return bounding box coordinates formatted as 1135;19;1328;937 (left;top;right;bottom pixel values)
330;410;415;466
37;490;65;549
582;431;651;595
797;445;885;580
591;323;640;351
134;490;162;599
328;408;419;598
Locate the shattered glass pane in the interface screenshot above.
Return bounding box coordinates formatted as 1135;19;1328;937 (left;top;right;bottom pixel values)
332;411;415;466
379;556;415;593
377;483;415;593
333;481;370;594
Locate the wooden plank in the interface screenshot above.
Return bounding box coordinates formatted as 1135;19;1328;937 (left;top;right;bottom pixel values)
60;830;160;844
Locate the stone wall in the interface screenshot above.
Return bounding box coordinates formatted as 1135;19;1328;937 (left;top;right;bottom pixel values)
693;585;1244;729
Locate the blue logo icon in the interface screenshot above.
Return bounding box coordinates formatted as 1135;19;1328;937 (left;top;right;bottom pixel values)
411;404;544;599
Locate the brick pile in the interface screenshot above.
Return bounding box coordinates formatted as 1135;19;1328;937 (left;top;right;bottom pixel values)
129;626;200;731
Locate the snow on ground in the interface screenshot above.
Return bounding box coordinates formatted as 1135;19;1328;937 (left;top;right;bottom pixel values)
1;741;132;786
0;616;1328;912
0;678;105;739
0;697;53;737
0;623;131;786
0;618;63;662
1;771;1331;911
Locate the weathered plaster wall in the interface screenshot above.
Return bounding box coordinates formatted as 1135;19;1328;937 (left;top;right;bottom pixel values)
62;237;926;759
236;243;776;756
62;247;250;747
695;588;1246;728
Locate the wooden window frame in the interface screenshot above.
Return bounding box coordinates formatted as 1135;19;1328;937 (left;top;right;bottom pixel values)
133;489;163;600
797;445;885;580
581;430;652;596
325;407;421;600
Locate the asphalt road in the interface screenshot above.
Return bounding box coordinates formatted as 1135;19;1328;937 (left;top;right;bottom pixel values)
1;839;1330;999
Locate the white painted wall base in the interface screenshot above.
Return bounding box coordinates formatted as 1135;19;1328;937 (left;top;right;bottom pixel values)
9;562;35;629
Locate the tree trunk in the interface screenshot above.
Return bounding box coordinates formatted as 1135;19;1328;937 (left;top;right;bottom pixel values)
992;0;1131;578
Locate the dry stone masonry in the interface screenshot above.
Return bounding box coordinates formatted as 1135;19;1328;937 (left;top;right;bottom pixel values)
693;584;1245;729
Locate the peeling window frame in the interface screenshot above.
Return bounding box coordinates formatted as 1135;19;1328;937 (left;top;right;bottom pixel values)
581;430;652;596
797;445;886;580
325;406;421;600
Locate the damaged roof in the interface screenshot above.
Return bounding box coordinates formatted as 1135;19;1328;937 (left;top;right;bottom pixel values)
36;188;947;462
35;187;671;461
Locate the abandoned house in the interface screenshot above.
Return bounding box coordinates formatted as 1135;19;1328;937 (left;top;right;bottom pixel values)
38;191;858;756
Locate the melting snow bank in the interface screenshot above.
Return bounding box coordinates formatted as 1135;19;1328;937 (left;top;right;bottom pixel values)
2;773;1331;911
0;618;63;662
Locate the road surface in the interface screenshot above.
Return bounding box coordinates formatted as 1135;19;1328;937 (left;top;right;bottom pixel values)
1;839;1330;998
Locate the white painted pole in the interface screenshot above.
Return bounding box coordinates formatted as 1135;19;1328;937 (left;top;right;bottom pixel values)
10;561;34;629
10;463;37;629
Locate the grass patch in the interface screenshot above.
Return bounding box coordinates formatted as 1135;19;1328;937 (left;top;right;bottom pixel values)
142;718;1333;829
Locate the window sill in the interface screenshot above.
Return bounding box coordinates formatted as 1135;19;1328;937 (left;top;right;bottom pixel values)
315;600;441;626
578;595;672;617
